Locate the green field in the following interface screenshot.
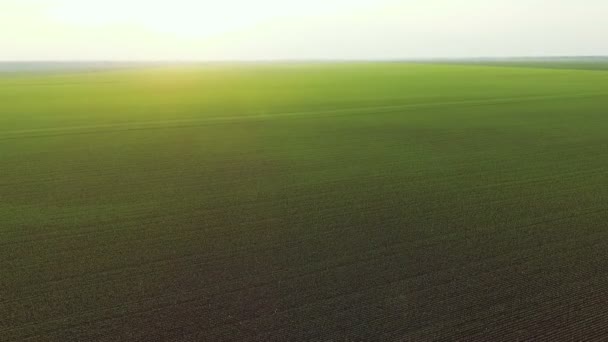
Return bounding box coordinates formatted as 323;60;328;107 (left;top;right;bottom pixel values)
456;58;608;72
3;63;608;340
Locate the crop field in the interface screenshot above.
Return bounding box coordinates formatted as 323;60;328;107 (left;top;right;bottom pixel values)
3;62;608;340
459;58;608;72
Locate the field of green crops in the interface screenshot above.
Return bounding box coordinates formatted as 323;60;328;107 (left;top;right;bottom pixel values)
457;58;608;71
3;62;608;340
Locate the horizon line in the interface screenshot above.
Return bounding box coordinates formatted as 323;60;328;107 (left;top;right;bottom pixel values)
1;55;608;64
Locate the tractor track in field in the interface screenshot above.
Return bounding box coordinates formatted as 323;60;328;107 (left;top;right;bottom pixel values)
2;92;607;141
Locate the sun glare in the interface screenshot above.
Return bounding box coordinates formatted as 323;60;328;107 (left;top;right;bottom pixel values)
44;0;381;40
1;0;607;60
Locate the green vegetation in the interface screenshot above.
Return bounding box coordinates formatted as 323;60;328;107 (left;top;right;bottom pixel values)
3;62;608;340
488;60;608;71
447;57;608;71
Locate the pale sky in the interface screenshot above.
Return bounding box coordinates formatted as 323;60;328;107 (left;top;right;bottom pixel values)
1;0;607;61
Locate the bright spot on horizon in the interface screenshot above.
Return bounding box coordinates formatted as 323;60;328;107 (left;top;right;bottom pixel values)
1;0;607;61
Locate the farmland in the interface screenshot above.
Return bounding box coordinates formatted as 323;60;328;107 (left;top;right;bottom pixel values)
3;62;608;340
452;57;608;72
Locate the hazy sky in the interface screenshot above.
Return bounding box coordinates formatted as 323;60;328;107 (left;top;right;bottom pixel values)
1;0;607;61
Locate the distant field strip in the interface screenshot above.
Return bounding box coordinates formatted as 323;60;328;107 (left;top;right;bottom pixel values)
2;91;606;140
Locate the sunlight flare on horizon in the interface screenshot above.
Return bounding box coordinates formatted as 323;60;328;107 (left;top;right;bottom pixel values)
1;0;607;60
